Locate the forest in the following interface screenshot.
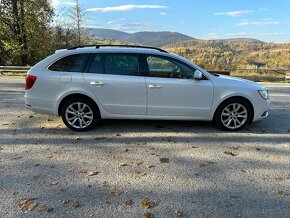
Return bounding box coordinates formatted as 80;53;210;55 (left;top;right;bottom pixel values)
166;41;290;71
1;0;289;73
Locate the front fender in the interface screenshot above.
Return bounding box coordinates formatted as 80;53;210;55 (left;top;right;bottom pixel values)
210;89;255;119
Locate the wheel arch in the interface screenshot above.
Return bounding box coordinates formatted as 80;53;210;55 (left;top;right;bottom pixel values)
58;93;100;117
214;96;254;122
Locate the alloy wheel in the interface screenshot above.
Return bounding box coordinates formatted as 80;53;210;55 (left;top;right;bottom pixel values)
221;103;248;130
65;102;93;129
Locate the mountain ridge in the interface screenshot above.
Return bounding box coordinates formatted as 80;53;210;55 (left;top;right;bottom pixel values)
83;28;265;47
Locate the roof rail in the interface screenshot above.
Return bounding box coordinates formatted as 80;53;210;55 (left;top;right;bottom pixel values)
67;44;168;53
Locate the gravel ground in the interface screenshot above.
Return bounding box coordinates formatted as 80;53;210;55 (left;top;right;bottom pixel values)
0;76;289;218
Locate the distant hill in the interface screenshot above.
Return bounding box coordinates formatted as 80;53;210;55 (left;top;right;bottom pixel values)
83;28;266;47
84;28;130;40
219;38;265;43
83;28;195;47
121;31;195;47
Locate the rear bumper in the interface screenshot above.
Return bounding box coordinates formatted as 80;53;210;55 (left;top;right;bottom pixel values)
25;92;58;116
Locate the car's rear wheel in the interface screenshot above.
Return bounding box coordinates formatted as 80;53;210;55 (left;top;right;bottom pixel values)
214;98;252;131
61;98;100;131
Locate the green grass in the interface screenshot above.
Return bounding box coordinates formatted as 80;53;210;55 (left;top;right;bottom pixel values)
1;71;27;76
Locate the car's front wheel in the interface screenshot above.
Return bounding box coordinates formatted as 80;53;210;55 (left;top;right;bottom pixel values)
61;97;100;131
214;98;252;131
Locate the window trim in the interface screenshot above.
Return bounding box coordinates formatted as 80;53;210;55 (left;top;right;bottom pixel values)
47;53;92;73
142;54;208;80
143;54;198;79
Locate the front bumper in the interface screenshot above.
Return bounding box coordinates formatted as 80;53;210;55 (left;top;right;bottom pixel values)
252;98;270;122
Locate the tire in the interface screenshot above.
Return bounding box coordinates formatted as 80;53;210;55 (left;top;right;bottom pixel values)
61;97;100;131
214;98;252;131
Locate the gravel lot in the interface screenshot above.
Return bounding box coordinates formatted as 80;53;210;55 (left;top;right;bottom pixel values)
0;76;289;218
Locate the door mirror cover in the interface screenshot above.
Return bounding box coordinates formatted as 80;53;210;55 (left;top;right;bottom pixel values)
194;70;203;80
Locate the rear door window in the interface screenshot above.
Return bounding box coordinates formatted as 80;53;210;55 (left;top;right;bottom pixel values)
48;54;90;72
104;54;139;76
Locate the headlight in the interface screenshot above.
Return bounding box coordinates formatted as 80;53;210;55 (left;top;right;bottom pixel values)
258;90;269;100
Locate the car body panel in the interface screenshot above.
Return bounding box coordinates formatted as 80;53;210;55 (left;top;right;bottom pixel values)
25;47;270;126
145;77;214;118
83;73;147;115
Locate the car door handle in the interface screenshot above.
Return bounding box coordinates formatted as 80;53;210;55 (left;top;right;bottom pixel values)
148;84;162;89
90;81;104;86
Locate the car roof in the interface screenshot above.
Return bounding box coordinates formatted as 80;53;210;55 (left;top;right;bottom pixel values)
55;46;169;56
53;47;198;68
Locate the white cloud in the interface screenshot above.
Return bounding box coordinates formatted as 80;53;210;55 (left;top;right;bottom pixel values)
61;1;76;6
214;10;254;17
50;0;59;7
225;32;247;36
160;12;167;16
86;4;168;12
208;33;218;36
238;21;283;26
113;23;151;32
50;0;76;7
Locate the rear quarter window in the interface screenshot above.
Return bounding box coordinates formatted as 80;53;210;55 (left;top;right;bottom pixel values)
48;54;90;72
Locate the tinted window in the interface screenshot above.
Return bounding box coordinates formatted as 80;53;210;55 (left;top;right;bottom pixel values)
88;54;103;74
104;54;139;76
146;56;194;79
49;54;89;72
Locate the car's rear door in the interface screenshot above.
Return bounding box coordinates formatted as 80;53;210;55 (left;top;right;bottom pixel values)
143;54;214;118
83;53;147;115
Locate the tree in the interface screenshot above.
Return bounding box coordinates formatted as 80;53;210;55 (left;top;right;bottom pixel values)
51;0;86;49
52;8;76;49
0;0;53;65
67;0;85;46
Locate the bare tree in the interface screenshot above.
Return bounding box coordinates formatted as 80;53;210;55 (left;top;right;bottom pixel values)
52;8;76;49
67;0;85;46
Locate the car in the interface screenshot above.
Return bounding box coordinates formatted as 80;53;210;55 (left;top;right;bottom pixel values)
24;45;270;131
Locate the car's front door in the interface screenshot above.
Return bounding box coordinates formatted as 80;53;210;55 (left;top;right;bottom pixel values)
144;55;214;118
83;53;147;115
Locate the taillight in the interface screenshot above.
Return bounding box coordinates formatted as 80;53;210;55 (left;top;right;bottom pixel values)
25;75;37;90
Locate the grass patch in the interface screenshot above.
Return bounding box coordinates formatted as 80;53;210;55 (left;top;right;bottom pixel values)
231;71;287;83
1;71;27;76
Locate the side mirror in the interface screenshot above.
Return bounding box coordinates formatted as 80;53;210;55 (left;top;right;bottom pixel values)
194;70;203;80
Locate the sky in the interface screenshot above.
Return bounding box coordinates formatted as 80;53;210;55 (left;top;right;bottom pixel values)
51;0;290;43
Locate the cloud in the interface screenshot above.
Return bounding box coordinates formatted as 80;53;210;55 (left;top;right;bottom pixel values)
86;4;168;13
225;32;247;36
107;18;126;25
238;21;283;26
50;0;59;7
160;12;167;16
214;10;254;17
61;1;76;6
50;0;76;7
208;33;218;36
105;21;151;32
